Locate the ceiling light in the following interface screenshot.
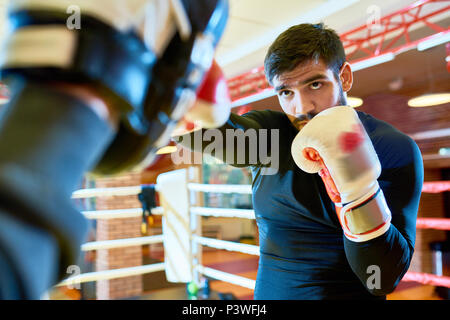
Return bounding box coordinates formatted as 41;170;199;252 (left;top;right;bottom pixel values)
417;32;450;51
156;145;178;155
407;93;450;107
439;148;450;156
347;97;363;108
350;52;395;72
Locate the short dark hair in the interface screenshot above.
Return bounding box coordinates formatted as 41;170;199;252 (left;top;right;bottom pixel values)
264;23;346;85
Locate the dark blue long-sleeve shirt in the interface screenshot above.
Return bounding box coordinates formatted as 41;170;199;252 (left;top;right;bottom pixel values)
176;109;424;299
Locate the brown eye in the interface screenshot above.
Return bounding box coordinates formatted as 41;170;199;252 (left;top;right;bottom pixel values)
279;90;293;97
310;82;323;90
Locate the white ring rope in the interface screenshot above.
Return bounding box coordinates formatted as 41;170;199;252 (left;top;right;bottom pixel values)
196;265;256;290
188;183;252;194
71;183;252;199
193;235;260;256
81;235;164;251
191;206;255;219
57;263;166;287
72;186;144;199
82;207;163;220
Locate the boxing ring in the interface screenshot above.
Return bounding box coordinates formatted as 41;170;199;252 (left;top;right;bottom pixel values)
60;170;450;295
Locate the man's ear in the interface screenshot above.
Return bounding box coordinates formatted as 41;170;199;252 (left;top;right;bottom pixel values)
339;62;353;92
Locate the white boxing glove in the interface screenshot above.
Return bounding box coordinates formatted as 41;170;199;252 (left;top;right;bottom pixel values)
291;106;391;242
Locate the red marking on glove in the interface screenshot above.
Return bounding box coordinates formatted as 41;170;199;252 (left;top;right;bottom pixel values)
302;147;341;203
338;125;364;153
196;60;231;105
185;121;195;131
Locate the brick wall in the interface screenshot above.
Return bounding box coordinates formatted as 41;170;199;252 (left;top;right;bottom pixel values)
95;172;143;300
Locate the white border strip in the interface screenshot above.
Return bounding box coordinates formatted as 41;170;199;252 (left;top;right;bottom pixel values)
193;236;259;256
191;207;255;220
81;235;163;251
231;89;276;107
196;265;256;290
188;183;252;194
57;263;166;287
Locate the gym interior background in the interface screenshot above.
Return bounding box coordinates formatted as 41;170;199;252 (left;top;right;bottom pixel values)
0;0;449;300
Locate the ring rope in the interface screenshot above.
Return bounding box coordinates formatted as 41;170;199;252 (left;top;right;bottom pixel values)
57;263;166;287
402;272;450;288
82;207;163;220
193;235;260;256
191;206;255;219
72;186;143;199
81;235;163;251
422;181;450;193
188;183;252;194
416;218;450;231
195;265;256;290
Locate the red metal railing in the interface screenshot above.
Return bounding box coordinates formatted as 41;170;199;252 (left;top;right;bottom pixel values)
227;0;450;104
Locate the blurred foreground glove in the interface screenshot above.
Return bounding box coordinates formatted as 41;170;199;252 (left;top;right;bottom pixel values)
171;59;232;137
291;106;391;242
0;0;229;175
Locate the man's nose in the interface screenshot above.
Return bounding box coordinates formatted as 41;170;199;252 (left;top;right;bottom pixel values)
294;94;315;116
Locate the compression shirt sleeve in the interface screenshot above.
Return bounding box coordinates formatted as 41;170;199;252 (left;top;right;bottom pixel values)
173;110;278;168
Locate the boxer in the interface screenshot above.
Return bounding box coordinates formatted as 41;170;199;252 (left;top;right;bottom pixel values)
175;22;424;299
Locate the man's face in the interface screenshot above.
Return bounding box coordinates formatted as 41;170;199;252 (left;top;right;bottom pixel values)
272;59;353;130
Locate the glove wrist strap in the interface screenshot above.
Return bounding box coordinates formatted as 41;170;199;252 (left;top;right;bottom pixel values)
339;182;392;242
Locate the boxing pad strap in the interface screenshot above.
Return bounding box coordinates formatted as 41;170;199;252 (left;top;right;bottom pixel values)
0;9;156;134
338;182;392;242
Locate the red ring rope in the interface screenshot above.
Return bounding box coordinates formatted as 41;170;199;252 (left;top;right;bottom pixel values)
403;272;450;288
416;218;450;231
422;181;450;193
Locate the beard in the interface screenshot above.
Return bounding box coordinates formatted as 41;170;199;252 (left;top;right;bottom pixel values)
292;115;312;131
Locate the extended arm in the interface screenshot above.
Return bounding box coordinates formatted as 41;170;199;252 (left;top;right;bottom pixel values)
173;111;274;168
